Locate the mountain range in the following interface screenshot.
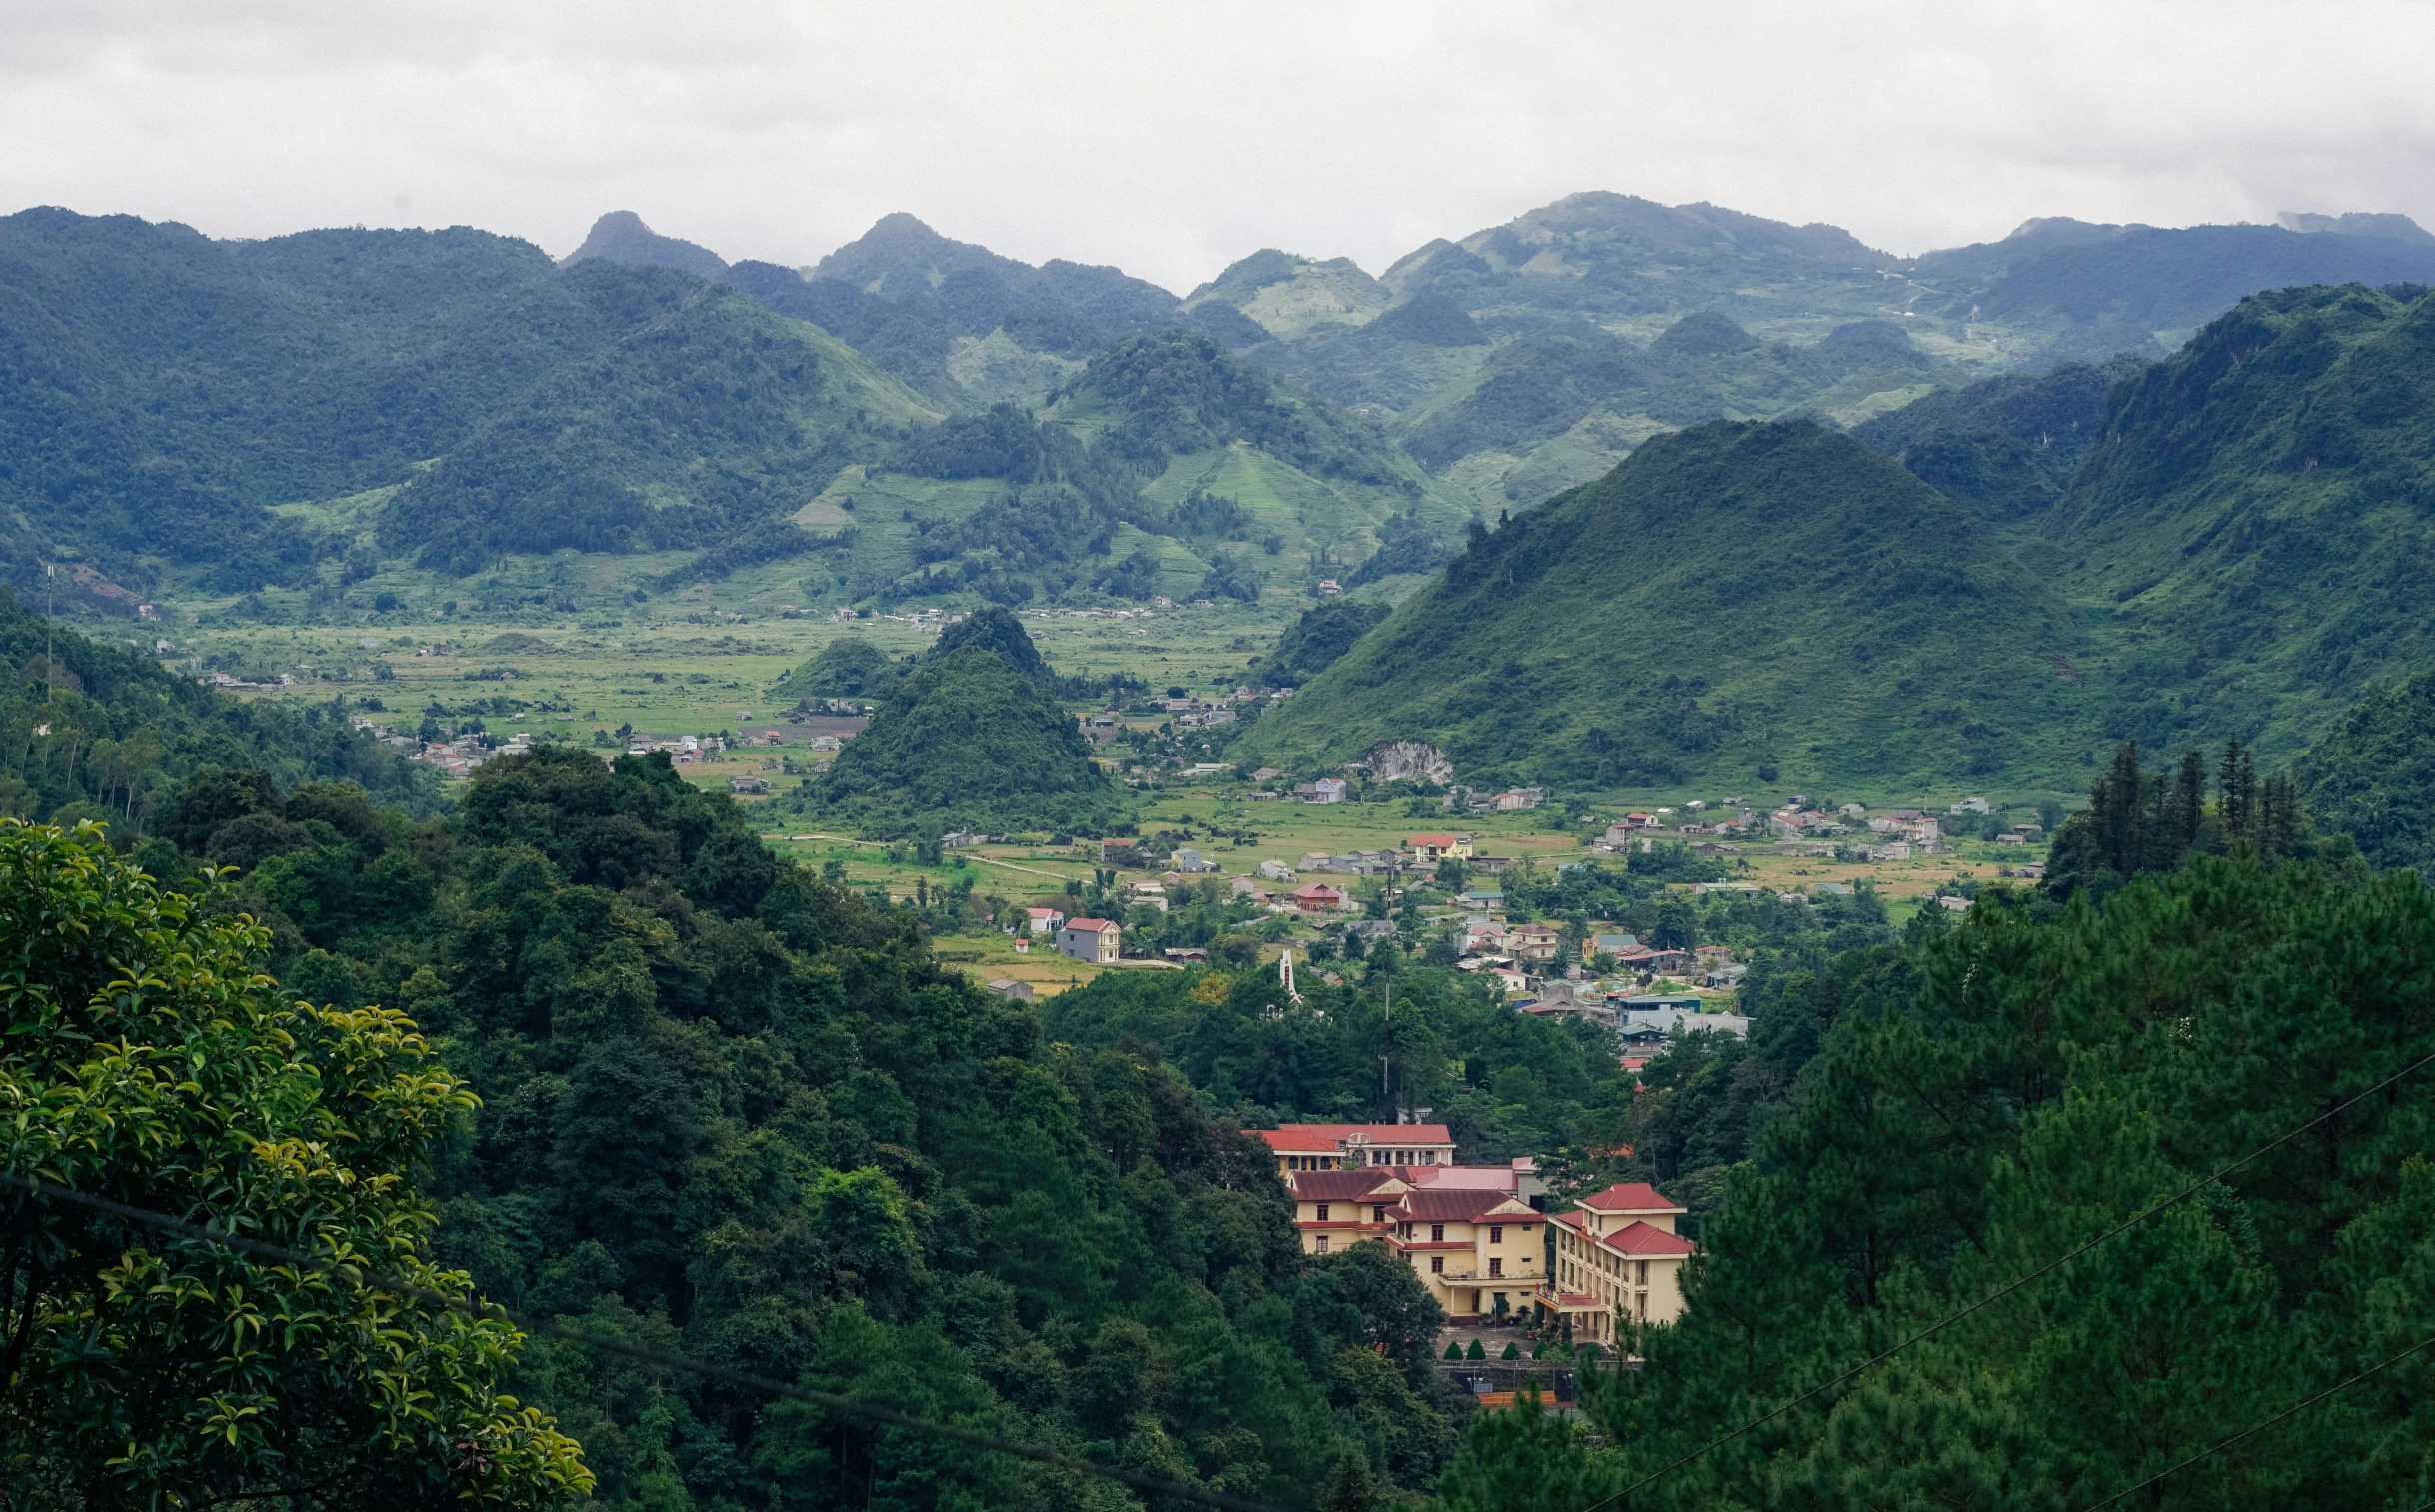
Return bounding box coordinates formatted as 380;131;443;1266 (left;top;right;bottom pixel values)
8;193;2433;605
1250;280;2435;790
11;192;2435;790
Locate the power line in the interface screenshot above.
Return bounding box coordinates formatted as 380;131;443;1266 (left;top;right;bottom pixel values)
2077;1327;2435;1510
1583;1044;2435;1512
0;1170;1287;1512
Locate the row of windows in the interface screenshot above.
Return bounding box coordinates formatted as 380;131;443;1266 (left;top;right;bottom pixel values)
1559;1257;1652;1288
1308;1202;1399;1223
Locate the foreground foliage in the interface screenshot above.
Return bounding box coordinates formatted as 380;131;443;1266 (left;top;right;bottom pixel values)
134;746;1459;1508
0;820;590;1506
1439;855;2435;1510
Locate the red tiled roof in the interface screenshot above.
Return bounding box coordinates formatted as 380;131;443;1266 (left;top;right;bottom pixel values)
1257;1128;1341;1153
1283;1123;1455;1145
1395;1189;1537;1224
1576;1182;1685;1213
1289;1170;1408;1201
1025;907;1063;918
1062;917;1118;932
1408;833;1463;846
1605;1220;1697;1256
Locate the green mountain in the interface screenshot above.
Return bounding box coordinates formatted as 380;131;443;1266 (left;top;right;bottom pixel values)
0;208;930;586
1249;599;1389;688
377;266;931;572
559;210;728;281
1852;356;2145;522
793;615;1126;835
1236;419;2093;790
2041;282;2435;761
770;636;903;706
801;333;1476;608
2293;678;2435;876
0;585;440;829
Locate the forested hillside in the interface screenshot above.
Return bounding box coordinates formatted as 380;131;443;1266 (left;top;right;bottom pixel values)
82;745;1465;1508
793;607;1130;835
14;197;2434;615
0;585;439;828
1445;856;2435;1509
2043;281;2435;761
1851;355;2144;522
1237;418;2095;789
0;209;929;586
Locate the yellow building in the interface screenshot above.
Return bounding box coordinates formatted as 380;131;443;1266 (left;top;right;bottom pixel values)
1287;1170;1414;1252
1406;833;1475;860
1542;1183;1695;1344
1255;1123;1457;1177
1387;1187;1543;1320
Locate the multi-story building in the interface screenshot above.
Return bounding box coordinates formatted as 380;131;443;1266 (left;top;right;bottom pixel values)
1254;1124;1457;1176
1280;1162;1546;1320
1387;1187;1544;1319
1542;1182;1697;1343
1056;918;1120;963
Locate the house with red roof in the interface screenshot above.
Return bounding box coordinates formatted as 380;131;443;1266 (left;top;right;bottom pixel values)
1055;917;1120;964
1022;906;1066;935
1289;881;1348;914
1278;1158;1546;1255
1254;1123;1456;1175
1404;833;1473;860
1542;1182;1696;1345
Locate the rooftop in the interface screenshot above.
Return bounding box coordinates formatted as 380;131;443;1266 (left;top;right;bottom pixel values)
1576;1182;1687;1214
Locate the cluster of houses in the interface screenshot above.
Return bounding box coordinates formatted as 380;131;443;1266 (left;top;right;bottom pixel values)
1255;1123;1696;1341
346;715;418;750
625;733;727;763
411;731;533;779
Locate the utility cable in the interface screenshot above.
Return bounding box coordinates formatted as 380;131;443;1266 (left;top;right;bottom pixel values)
0;1169;1287;1512
2077;1327;2435;1511
1580;1044;2435;1512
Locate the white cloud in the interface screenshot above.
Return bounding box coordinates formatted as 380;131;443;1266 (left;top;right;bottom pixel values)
2;0;2431;291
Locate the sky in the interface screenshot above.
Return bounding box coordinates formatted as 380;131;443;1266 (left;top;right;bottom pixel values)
5;0;2433;295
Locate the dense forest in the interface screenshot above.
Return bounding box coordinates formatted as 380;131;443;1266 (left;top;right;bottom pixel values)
18;745;1466;1507
1441;854;2435;1509
9;562;2435;1505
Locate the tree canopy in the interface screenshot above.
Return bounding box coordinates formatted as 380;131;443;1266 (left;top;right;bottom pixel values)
0;819;591;1506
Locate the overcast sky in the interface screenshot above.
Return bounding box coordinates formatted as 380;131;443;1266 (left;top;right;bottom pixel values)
6;0;2432;293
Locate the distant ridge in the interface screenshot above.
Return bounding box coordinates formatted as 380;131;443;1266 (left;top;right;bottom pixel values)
560;211;729;281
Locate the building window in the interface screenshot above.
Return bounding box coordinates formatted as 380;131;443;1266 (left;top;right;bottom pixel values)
1430;1256;1444;1273
1373;1205;1388;1222
1316;1203;1330;1222
1315;1235;1329;1254
1637;1261;1648;1284
1431;1224;1445;1243
1489;1225;1503;1243
1489;1258;1503;1277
